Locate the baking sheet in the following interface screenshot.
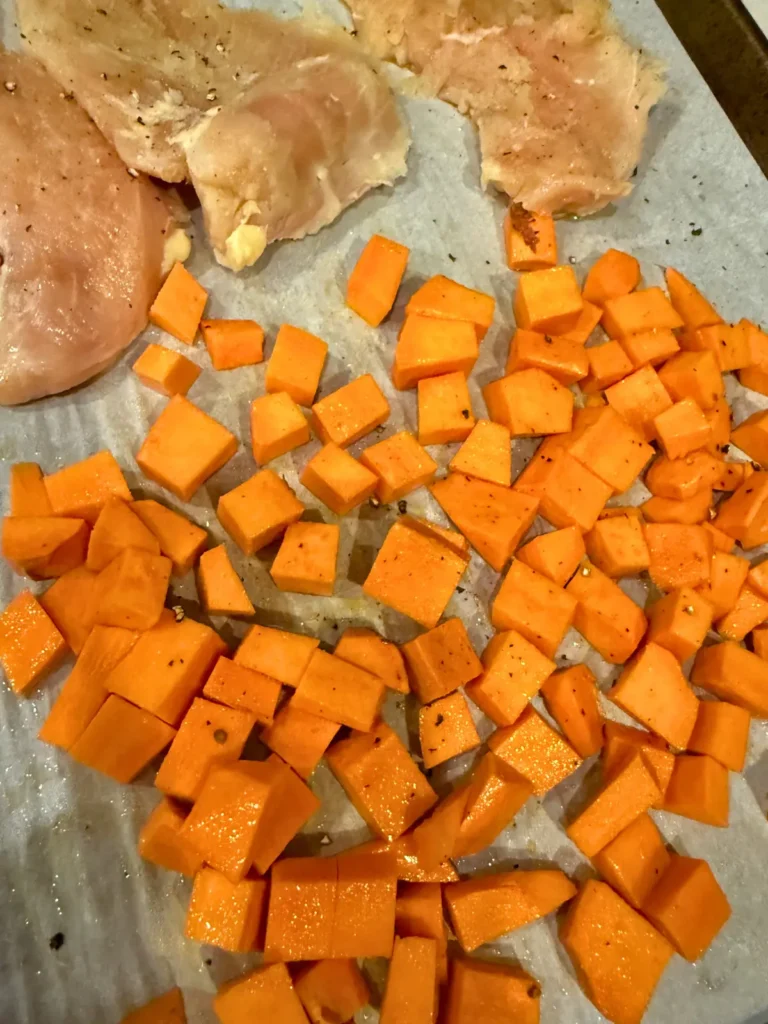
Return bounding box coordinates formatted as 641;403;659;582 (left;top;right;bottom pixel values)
2;1;768;1021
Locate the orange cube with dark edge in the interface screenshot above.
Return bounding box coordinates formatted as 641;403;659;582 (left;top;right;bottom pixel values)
363;518;468;629
133;343;201;397
300;443;378;515
295;960;370;1024
654;399;711;460
119;988;187;1024
513;266;582;334
602;286;683;338
335;627;409;694
419;691;480;768
132;500;207;577
483;368;573;436
506;329;588;385
406;275;494;340
645;523;712;590
43;450;131;525
214;962;308;1024
395;883;448;980
235;624;319;686
201;318;264;370
266;324;328;407
105;613;226;725
696;551;748;618
541;664;603;758
504;206;557;270
448;419;511;487
488;704;581;794
444;958;541;1024
662;753;729;826
360;431;437;502
90;547;171;632
566;752;660;858
198;544;254;618
584;514;649;577
538;450;612;531
593;813;671;911
664;267;722;329
560;880;673;1024
137;396;238;502
138;797;204;876
347;234;409;326
270;522;339;597
9;462;51;517
658;350;723;411
333;850;398;958
218;469;304;555
154;696;254;802
69;694;175;783
492;559;576;658
264;857;337;958
688;700;750;772
327;721;437;839
609;643;699;750
643;855;731;962
430;472;538;572
582;340;633;391
516;525;585;586
605;365;673;442
312;374;390;448
618;328;680;369
466;630;555;727
647;587;713;661
149;262;207;344
380;936;438;1024
582;248;640;307
512;433;570;497
250;391;310;465
394;315;478;390
292;649;386;731
0;590;67;695
602;722;674;804
402;617;482;703
185;867;268;952
261;700;339;779
453;752;533;858
418;371;475;445
567;405;654;494
713;472;768;548
566;560;647;663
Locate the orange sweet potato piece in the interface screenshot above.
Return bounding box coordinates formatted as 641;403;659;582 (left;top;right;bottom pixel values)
419;691;480;768
448;420;511;487
250;391;310;465
662;753;729;826
452;752;533;858
402;617;481;703
710;460;753;492
0;590;67;695
137;797;204;876
582;249;640;307
395;883;448;981
406;275;495;340
120;988;187;1024
647;586;714;662
69;694;175;783
680;322;751;372
185;867;268;952
332;851;398;958
513;433;570;496
466;630;554;727
654;398;711;460
9;462;52;517
593;813;671;910
200;319;265;370
602;286;683;338
716;582;768;641
602;721;674;803
584;514;649;577
506;329;588;385
354;834;458;884
335;627;408;694
618;328;680;369
513;266;583;334
301;443;378;516
732;409;768;469
86;498;160;572
218;469;304;555
484;368;573;436
540;664;603;758
582;340;633;391
645;523;712;590
560;880;673;1024
203;656;281;725
266;324;328;407
39;566;98;654
492;560;576;658
559;300;603;345
504;205;557;270
312;373;390;448
688;699;750;772
197;544;254;617
691;641;768;716
394;315;478;389
292;649;386;732
444;958;541;1024
538;450;612;532
149;262;207;344
2;516;89;580
609;642;699;749
44;450;131;524
261;701;339;779
410;789;467;873
235;625;318;687
361;431;438;502
642;487;713;526
132;500;207;576
516;525;585;586
132;343;201;396
271;522;339;597
380;936;438;1024
347;234;409;326
418;371;475;445
295;960;370;1024
664;268;722;330
696;551;748;618
91;547;171;632
713;472;768;548
566;561;646;663
488;704;581;794
643;855;731;962
658;350;723;411
605;365;673;442
645;451;719;500
566;405;654;494
214;963;308;1024
702;521;736;553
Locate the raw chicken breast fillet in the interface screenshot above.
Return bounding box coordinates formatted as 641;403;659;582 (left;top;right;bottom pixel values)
17;0;410;270
343;0;665;214
0;51;174;406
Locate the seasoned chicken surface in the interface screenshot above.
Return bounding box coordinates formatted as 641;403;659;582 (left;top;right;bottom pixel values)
0;52;173;406
343;0;665;214
17;0;410;269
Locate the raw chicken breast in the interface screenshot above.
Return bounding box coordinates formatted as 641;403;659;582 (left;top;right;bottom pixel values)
343;0;665;215
17;0;410;270
0;51;173;405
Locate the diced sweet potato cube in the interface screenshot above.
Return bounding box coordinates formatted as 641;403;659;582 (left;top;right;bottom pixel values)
662;753;729;827
300;443;378;515
354;835;458;884
731;409;768;469
312;373;390;448
691;642;768;716
131;500;207;577
9;462;51;517
582;340;633;391
38;566;98;655
713;472;768;548
643;855;730;962
347;233;409;326
593;813;671;910
566;561;646;663
185;868;268;952
69;694;175;782
492;560;576;658
380;935;438;1024
250;391;309;465
261;700;339;779
418;370;475;445
448;420;511;487
197;544;254;617
363;518;468;629
696;551;748;618
292;649;386;731
264;856;338;960
335;627;408;693
513;265;583;334
541;664;603;758
214;963;307;1024
582;249;640;307
504;206;557;270
296;960;370;1024
149;262;207;344
602;286;683;338
266;324;328;407
645;523;712;590
710;460;753;492
203;657;280;725
445;959;541;1024
44;451;131;525
235;624;318;686
680;322;751;372
488;704;581;794
602;722;675;804
560;880;673;1024
466;630;554;727
406;275;494;340
133;342;201;397
419;691;480;768
567;405;653;493
658;350;723;410
618;328;680;368
430;473;538;571
516;525;585;586
647;587;713;661
484;368;573;436
453;752;533;858
559;300;604;345
333;850;398;958
645;451;719;500
688;700;750;772
609;643;699;749
538;450;611;531
394;315;478;389
2;516;89;580
505;329;588;385
91;547;171;632
119;988;187;1024
605;365;673;442
716;583;768;641
0;589;67;695
138;797;204;876
360;431;437;502
664;267;722;330
218;469;304;555
411;790;467;874
201;319;265;370
702;521;736;553
642;487;713;526
513;433;571;496
85;499;159;574
402;617;481;703
584;514;649;577
270;522;339;597
395;883;448;980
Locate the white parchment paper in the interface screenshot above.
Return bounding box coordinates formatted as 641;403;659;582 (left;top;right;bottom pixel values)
1;1;768;1022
